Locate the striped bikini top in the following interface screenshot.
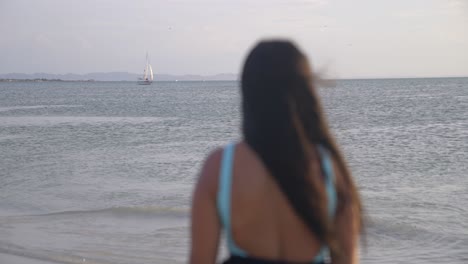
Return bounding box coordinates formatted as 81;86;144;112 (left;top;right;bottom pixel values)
217;143;337;264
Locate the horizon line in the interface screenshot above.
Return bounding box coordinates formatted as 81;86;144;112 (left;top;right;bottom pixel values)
1;71;468;80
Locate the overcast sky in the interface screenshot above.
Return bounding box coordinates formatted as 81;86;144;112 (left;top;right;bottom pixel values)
1;0;467;78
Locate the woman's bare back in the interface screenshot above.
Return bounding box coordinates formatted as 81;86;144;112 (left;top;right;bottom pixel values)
226;142;326;261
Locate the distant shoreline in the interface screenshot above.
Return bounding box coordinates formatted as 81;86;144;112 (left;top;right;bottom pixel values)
0;72;239;82
1;76;467;83
0;78;95;83
0;79;237;83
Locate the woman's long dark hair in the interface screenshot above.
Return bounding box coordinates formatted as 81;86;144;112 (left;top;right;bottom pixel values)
241;40;363;258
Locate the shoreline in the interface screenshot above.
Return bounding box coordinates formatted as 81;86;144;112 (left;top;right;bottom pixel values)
0;79;95;83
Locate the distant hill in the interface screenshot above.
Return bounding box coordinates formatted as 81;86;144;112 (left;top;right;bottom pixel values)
0;72;238;81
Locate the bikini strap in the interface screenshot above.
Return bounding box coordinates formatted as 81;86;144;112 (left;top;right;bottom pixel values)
317;145;338;217
313;145;338;263
217;143;248;257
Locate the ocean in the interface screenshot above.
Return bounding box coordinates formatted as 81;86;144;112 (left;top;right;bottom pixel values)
0;78;467;263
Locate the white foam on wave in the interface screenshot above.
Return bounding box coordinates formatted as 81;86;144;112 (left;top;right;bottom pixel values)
0;116;177;127
0;105;83;113
33;205;190;218
0;134;28;141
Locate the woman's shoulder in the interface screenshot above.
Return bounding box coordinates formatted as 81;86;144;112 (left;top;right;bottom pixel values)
195;141;251;197
195;144;230;199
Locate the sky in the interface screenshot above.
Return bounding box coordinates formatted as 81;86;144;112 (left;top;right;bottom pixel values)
0;0;467;78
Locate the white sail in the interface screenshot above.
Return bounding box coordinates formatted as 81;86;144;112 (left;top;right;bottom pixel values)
149;65;154;81
143;65;147;80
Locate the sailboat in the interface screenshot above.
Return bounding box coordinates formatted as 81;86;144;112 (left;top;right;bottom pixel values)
138;53;153;85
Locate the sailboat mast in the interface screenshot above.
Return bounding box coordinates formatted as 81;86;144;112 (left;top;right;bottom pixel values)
143;52;149;80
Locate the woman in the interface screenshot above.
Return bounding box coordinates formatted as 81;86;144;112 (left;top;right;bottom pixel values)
190;40;363;264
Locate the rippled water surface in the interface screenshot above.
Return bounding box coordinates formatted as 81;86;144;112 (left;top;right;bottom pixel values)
0;79;467;263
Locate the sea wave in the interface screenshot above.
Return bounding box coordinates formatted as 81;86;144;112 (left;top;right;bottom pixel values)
0;206;190;264
0;116;177;127
26;206;190;219
0;242;135;264
0;105;83;113
363;217;468;263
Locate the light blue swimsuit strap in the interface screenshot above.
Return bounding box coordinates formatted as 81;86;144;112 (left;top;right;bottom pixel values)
217;143;248;257
313;145;338;263
318;145;338;217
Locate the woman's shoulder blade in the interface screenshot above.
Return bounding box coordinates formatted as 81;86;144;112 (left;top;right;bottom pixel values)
197;147;224;197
